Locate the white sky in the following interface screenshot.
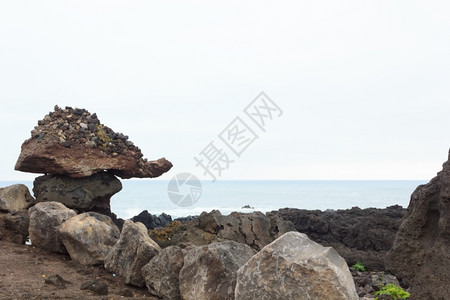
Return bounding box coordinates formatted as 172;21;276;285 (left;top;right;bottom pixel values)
1;1;449;181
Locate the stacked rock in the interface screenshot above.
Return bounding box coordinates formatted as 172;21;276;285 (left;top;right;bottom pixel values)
14;105;173;216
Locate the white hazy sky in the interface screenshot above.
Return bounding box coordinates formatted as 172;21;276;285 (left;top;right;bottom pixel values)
1;1;449;181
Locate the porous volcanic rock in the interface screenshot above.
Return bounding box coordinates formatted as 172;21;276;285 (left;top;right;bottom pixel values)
33;171;122;214
235;231;358;300
385;151;450;299
131;210;172;230
272;205;406;270
104;220;160;287
15;105;172;179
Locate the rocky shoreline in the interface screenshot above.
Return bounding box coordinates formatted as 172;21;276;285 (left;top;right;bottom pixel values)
1;106;449;299
0;203;405;299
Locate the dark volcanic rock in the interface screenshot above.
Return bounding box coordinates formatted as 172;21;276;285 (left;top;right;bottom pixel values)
272;205;406;270
33;171;122;214
130;210;172;230
149;210;295;251
15;105;172;179
385;151;450;299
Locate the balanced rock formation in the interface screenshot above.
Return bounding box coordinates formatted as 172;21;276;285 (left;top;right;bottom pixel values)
0;184;35;213
104;220;160;287
235;231;358;300
58;212;120;265
33;171;122;214
179;241;255;300
28;202;77;253
15;105;172;179
272;205;406;270
385;151;450;299
142;246;186;299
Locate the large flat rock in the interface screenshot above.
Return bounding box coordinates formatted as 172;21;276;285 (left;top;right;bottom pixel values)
15;105;172;179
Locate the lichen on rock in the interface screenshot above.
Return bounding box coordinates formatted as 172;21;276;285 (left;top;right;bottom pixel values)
15;105;172;179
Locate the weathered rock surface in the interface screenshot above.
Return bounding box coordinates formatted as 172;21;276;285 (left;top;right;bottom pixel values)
149;210;295;250
385;151;450;299
0;184;35;212
3;211;30;243
0;210;30;244
58;212;120;265
104;220;160;287
131;210;172;230
33;171;122;214
15;105;172;179
28;202;77;253
142;246;185;299
179;241;255;300
273;205;406;270
235;231;358;300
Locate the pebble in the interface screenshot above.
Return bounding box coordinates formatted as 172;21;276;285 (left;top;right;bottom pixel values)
85;141;97;148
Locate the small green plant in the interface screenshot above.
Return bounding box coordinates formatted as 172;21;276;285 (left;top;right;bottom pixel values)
352;261;366;272
374;284;410;300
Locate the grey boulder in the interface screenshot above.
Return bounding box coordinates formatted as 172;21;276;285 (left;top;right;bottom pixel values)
28;202;77;253
104;220;160;287
179;241;255;300
58;212;120;265
235;231;359;300
142;246;185;299
0;184;35;212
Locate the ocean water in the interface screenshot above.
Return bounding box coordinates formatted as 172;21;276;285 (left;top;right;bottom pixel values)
2;180;426;219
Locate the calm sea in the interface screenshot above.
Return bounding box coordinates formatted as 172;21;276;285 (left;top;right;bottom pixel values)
1;180;426;219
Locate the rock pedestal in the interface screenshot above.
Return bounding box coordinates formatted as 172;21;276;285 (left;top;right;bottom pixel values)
33;171;122;215
385;150;450;299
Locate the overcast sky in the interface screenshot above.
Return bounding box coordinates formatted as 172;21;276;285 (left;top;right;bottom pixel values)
1;1;449;181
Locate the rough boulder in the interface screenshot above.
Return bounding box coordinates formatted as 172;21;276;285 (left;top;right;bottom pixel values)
235;231;358;300
104;220;160;287
28;202;77;253
386;150;450;299
179;241;255;300
58;212;120;265
0;184;35;213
